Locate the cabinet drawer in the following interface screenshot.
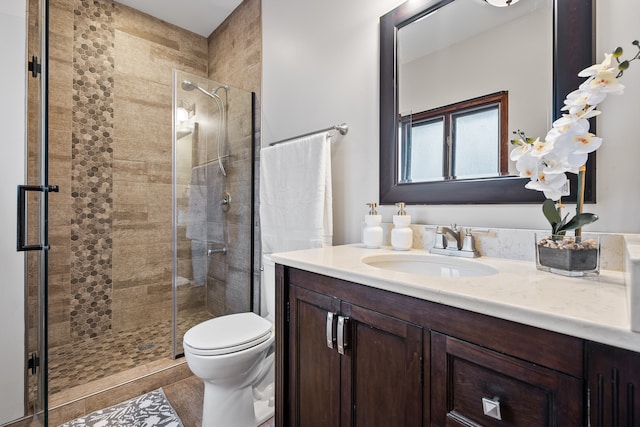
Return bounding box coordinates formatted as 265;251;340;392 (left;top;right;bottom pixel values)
432;332;583;426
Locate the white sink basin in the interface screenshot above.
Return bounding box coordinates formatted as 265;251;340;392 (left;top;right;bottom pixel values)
362;253;498;278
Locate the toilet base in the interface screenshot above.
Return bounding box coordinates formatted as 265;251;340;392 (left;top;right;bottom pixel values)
254;394;275;425
201;380;275;427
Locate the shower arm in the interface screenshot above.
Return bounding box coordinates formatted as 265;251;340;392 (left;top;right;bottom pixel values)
182;80;228;176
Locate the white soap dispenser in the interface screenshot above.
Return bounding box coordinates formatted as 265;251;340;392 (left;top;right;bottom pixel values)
391;202;412;251
363;202;383;249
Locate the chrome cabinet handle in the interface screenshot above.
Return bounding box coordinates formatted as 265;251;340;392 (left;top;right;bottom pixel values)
326;312;336;349
482;397;502;420
337;316;349;355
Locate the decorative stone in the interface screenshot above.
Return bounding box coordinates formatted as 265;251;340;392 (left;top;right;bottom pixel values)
536;235;600;275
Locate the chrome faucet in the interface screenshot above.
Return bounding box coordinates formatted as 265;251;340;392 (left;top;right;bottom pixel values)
441;225;462;251
427;225;480;258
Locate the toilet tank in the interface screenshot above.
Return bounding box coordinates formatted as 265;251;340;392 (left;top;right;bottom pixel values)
261;255;276;323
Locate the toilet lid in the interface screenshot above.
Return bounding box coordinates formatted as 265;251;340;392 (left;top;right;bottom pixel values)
183;312;273;356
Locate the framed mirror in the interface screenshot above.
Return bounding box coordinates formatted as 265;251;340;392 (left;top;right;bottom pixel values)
380;0;595;204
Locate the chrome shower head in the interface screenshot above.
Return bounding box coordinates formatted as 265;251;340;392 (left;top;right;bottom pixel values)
181;80;197;91
181;80;221;100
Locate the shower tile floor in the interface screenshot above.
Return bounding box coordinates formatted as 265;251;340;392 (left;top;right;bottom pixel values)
47;308;212;400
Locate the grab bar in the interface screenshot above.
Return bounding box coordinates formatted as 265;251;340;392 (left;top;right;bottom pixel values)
207;247;227;256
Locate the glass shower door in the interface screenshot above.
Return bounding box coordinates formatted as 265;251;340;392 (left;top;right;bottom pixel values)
172;70;255;357
0;0;32;425
21;0;53;424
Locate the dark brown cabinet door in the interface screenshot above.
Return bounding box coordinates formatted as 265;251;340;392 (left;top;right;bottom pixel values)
587;341;640;427
431;332;583;426
288;285;341;427
287;285;424;427
341;302;424;427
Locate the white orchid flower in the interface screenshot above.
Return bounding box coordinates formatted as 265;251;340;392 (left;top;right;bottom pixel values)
544;134;588;168
565;150;589;168
578;53;617;77
572;132;603;154
544;127;564;143
580;70;625;95
541;157;571;176
509;141;530;161
515;154;539;179
513;42;638;203
577;106;602;120
530;138;554;158
562;89;607;114
552;114;591;135
525;172;567;201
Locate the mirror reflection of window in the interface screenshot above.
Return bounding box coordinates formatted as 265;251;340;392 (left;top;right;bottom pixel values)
400;118;444;183
396;0;551;181
399;92;507;183
453;106;499;179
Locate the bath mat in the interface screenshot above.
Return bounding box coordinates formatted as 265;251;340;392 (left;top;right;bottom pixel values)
58;388;183;427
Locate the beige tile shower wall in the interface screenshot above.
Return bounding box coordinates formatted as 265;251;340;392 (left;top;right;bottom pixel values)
207;0;263;314
47;0;76;347
110;3;208;333
207;0;262;95
45;0;209;346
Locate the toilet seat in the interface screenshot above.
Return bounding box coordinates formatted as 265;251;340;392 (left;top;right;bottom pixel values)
184;312;273;356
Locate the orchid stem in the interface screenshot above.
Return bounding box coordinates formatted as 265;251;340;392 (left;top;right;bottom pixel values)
576;165;587;238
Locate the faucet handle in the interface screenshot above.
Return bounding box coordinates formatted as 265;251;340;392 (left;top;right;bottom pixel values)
461;229;477;254
433;226;445;249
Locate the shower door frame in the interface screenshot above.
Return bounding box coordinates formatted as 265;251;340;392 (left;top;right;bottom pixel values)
19;0;52;424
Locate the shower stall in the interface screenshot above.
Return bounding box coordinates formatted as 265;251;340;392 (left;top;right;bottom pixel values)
6;0;257;424
172;70;256;357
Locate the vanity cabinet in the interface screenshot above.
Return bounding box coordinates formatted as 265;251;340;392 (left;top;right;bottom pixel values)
276;265;591;427
284;283;424;426
587;341;640;426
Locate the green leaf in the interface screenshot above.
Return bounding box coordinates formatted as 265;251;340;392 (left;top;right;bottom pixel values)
558;213;599;232
542;199;561;227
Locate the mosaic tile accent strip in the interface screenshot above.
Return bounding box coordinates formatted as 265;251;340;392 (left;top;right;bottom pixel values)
70;0;115;339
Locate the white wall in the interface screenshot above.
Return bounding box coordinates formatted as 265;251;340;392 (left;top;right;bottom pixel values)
262;0;640;245
0;0;27;423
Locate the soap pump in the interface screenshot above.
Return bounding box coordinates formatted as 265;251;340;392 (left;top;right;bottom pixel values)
391;202;412;251
363;202;383;249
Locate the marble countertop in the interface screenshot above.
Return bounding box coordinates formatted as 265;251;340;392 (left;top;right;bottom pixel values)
271;244;640;353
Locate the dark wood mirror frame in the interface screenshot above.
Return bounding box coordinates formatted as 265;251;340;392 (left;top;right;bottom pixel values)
380;0;595;205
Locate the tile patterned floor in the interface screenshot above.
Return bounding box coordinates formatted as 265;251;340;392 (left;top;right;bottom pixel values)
47;308;211;396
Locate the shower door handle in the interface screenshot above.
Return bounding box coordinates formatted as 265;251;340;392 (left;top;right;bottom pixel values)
17;184;58;251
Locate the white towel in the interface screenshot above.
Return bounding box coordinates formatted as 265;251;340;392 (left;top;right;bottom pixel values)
260;133;333;254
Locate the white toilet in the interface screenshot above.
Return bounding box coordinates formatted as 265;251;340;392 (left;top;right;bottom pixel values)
183;255;276;427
